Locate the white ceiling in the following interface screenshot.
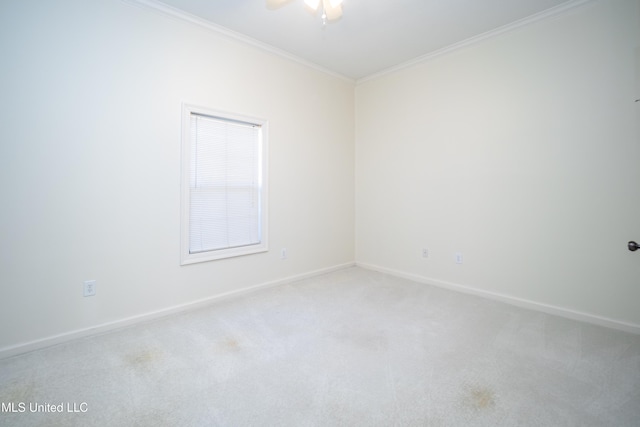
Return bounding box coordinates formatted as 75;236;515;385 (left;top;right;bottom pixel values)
147;0;581;81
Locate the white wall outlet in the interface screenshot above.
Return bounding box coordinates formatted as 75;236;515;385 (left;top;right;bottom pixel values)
455;252;463;264
422;248;429;258
83;280;96;297
280;248;287;260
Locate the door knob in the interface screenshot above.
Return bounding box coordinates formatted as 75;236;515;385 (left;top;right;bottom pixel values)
629;241;639;252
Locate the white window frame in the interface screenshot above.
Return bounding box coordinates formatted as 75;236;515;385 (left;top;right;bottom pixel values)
180;103;268;265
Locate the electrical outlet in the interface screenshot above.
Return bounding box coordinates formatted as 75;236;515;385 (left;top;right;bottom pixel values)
280;248;287;260
83;280;96;297
455;252;463;264
422;248;429;258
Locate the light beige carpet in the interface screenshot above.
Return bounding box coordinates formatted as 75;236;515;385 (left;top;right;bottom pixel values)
1;267;639;426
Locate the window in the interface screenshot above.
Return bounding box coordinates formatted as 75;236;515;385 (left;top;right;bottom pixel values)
181;104;268;264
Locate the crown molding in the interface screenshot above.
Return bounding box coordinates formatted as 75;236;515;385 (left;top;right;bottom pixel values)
122;0;593;86
356;0;594;85
121;0;354;83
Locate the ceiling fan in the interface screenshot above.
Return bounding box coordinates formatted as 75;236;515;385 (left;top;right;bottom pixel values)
267;0;344;24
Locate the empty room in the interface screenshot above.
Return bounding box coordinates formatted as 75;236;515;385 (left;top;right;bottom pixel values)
1;0;639;425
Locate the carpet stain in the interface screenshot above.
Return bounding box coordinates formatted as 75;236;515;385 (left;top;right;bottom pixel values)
213;337;243;353
0;380;35;403
223;338;240;350
463;385;496;411
125;349;163;368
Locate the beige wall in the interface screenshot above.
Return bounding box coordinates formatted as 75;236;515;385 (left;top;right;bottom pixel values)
356;0;640;327
0;0;355;352
2;0;639;355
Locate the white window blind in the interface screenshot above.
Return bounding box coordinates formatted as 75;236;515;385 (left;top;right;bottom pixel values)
189;113;263;254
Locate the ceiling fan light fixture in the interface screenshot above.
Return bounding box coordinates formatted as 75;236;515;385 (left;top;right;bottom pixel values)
270;0;343;25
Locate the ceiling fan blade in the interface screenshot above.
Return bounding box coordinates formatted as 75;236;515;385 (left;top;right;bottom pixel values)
266;0;291;9
304;0;321;11
322;0;342;20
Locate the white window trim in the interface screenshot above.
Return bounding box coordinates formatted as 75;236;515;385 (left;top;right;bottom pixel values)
180;103;269;265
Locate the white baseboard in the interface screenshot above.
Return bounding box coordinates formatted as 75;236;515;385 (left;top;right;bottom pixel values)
0;262;356;360
356;262;640;335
